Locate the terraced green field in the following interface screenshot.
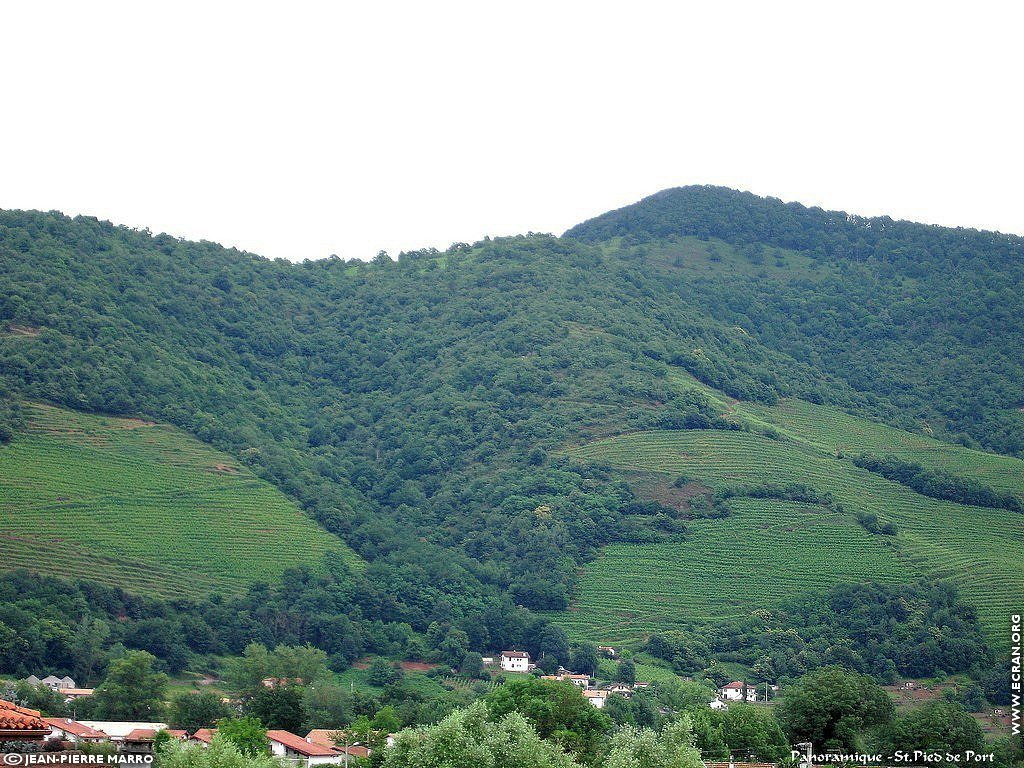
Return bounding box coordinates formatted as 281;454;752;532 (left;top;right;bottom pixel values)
562;381;1024;644
0;404;360;597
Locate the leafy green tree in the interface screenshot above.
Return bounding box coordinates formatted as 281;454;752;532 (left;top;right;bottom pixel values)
484;677;611;761
438;629;470;668
383;702;581;768
368;657;401;687
158;734;279;768
169;691;230;732
569;644;599;677
216;717;269;758
10;682;69;717
246;685;305;732
719;704;789;761
883;701;984;760
302;681;354;729
460;652;484;679
603;716;704;768
616;659;637;685
776;666;894;751
89;650;168;720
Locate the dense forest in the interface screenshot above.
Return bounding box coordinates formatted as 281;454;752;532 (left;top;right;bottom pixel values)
2;188;1023;692
569;186;1024;455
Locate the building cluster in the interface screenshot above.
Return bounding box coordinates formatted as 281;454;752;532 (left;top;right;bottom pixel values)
492;650;649;709
0;699;376;766
22;674;94;701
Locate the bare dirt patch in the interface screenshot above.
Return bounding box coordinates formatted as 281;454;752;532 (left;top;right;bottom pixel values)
211;463;239;474
399;661;438;672
5;324;42;337
625;471;711;513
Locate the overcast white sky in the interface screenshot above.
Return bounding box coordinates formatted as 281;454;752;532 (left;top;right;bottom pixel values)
2;2;1021;261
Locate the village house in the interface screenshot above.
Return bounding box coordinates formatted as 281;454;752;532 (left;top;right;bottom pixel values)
189;728;216;746
499;650;530;673
0;699;49;746
267;729;350;765
709;699;728;711
305;730;371;760
29;675;79;691
582;690;608;708
602;683;633;697
122;728;159;755
79;720;169;743
43;717;108;744
718;681;757;702
541;672;591;688
597;646;617;658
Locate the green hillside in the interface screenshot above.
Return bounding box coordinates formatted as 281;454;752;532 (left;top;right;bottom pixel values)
0;403;360;597
1;188;1022;683
563;381;1024;643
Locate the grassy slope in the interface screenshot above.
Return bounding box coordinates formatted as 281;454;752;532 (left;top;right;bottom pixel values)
560;374;1024;644
0;403;360;598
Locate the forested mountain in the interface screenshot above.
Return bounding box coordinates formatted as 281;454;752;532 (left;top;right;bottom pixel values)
1;187;1022;664
568;186;1024;454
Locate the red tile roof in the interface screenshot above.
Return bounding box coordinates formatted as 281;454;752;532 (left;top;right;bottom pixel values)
43;718;108;739
0;700;48;733
721;680;746;689
166;730;188;740
305;729;342;748
267;730;341;757
191;728;216;744
501;651;529;659
125;728;157;741
339;745;370;758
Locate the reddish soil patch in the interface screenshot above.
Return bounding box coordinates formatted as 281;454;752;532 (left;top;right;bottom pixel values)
352;658;370;670
625;471;711;513
211;463;239;473
6;324;41;337
399;661;438;672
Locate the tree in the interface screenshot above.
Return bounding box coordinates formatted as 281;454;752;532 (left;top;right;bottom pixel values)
603;716;704;768
246;685;305;732
616;659;637;685
460;652;484;679
169;691;230;732
883;702;984;760
719;705;789;761
569;644;599;677
9;682;69;717
484;677;611;761
368;657;401;687
71;617;110;685
776;666;894;751
302;681;354;729
158;734;279;768
216;717;269;758
89;650;168;720
383;702;581;768
438;629;470;668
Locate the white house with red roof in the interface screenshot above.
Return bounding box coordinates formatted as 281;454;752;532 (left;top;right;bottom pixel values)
189;728;216;746
500;650;530;673
718;681;757;702
267;730;349;765
43;718;108;743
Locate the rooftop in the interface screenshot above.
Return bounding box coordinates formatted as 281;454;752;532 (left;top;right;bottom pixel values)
267;730;341;757
43;718;107;739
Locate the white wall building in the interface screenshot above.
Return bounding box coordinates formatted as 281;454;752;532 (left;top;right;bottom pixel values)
500;650;530;673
